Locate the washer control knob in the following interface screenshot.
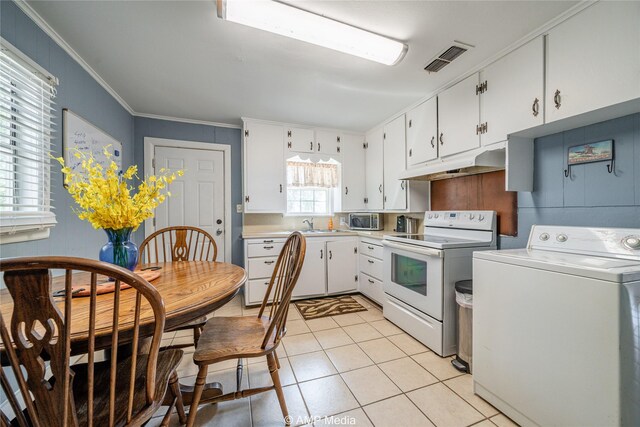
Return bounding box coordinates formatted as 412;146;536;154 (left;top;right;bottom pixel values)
478;214;485;221
556;234;568;243
623;236;640;250
539;233;550;241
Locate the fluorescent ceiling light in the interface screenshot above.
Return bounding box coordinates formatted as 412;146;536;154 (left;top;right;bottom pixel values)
216;0;408;66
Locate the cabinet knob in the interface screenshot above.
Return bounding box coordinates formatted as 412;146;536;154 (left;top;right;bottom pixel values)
554;90;561;109
439;133;444;145
532;98;540;117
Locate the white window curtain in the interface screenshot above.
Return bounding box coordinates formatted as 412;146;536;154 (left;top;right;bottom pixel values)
287;160;338;188
0;40;58;243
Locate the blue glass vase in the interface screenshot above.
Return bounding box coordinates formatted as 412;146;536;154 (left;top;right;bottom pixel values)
99;228;138;271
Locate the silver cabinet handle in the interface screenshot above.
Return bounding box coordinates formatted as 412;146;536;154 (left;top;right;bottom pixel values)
379;184;383;193
320;249;323;259
280;184;283;193
265;260;275;265
368;279;375;284
317;143;321;151
345;186;349;195
367;246;374;250
368;259;374;264
532;98;540;117
439;133;444;145
401;181;405;190
263;240;274;243
409;148;412;157
263;245;274;249
310;141;313;150
554;90;561;109
329;250;333;260
430;136;435;148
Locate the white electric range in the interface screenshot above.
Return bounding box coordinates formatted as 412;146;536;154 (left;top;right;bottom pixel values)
382;210;497;356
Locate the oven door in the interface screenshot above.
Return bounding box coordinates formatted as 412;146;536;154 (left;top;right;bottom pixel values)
382;240;444;320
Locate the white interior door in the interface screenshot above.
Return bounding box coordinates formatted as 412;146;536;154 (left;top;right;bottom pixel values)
154;146;225;259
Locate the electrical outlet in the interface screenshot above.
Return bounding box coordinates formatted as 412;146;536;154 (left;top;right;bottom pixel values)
340;216;347;226
236;204;243;213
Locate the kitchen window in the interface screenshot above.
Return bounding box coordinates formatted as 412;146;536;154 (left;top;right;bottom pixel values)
286;156;338;215
0;40;58;243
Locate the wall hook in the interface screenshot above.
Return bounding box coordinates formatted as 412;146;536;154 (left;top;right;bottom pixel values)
564;164;572;178
606;159;615;174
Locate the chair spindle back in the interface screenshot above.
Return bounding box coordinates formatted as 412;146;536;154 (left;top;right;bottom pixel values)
138;226;218;265
0;257;166;427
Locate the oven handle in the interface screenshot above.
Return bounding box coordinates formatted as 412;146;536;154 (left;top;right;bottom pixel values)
382;240;443;258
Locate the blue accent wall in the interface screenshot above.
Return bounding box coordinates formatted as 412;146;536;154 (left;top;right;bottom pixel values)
133;117;244;266
0;1;135;258
500;113;640;249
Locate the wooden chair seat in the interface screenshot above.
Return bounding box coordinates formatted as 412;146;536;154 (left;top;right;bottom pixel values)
193;316;277;365
71;349;183;427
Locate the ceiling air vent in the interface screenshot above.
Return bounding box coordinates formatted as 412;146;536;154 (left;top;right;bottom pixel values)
424;42;473;73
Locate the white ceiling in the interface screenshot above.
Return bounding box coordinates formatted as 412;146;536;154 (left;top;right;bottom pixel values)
27;0;577;131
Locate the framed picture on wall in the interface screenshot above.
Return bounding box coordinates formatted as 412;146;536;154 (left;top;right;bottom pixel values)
567;140;614;165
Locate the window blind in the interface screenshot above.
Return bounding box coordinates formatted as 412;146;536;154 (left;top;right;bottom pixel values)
0;42;57;242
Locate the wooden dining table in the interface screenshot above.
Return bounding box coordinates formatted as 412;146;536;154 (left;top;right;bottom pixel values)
0;260;248;405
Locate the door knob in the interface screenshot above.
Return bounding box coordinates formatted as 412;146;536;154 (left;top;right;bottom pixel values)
216;229;223;236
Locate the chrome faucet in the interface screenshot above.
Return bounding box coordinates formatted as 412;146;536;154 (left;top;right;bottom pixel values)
302;218;314;231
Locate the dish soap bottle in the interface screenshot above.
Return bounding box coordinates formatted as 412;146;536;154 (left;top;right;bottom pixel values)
327;217;334;231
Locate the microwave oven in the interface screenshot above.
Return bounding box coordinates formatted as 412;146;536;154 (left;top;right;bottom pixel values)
349;213;383;231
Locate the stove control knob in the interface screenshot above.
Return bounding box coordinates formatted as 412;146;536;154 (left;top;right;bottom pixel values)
556;234;568;243
434;214;439;218
428;214;433;219
623;236;640;250
539;233;550;241
478;214;484;221
469;214;475;220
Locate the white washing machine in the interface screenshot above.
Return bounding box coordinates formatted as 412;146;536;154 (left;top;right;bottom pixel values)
473;225;640;427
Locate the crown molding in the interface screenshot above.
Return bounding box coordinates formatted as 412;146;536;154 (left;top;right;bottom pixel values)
13;0;135;115
135;113;241;129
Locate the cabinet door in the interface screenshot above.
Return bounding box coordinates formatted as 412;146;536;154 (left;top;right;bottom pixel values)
341;133;366;211
326;239;358;294
481;37;544;145
286;127;315;153
244;122;285;212
407;97;438;166
438;73;480;157
364;127;384;210
545;2;640;123
315;130;341;155
293;239;327;298
383;115;407;210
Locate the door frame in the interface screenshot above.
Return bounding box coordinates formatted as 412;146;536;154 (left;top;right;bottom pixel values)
144;137;232;262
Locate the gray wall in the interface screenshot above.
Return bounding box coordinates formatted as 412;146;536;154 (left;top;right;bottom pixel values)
500;113;640;249
133;118;244;266
0;1;135;259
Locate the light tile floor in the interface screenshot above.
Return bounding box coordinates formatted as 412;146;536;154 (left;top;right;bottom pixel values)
149;294;519;427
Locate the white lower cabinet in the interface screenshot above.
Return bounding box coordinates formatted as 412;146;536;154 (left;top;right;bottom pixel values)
244;235;358;305
293;239;327;298
357;238;385;304
327;238;359;294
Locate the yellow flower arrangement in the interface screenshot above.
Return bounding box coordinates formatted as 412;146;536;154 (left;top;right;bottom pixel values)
54;148;183;230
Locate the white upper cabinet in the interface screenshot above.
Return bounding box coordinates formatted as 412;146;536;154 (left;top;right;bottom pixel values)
383;115;407;210
286;126;315;153
315;130;341;155
545;1;640;123
406;97;438;167
438;73;480;157
243;121;285;213
340;133;366;211
481;37;544;146
364;127;384;211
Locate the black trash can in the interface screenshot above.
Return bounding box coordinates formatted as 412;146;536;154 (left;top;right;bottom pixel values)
452;280;473;373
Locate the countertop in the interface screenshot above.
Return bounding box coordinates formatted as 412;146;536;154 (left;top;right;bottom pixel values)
242;230;397;240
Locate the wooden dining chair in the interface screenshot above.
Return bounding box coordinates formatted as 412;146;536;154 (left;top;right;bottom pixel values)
185;232;306;426
0;257;186;427
138;226;218;347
